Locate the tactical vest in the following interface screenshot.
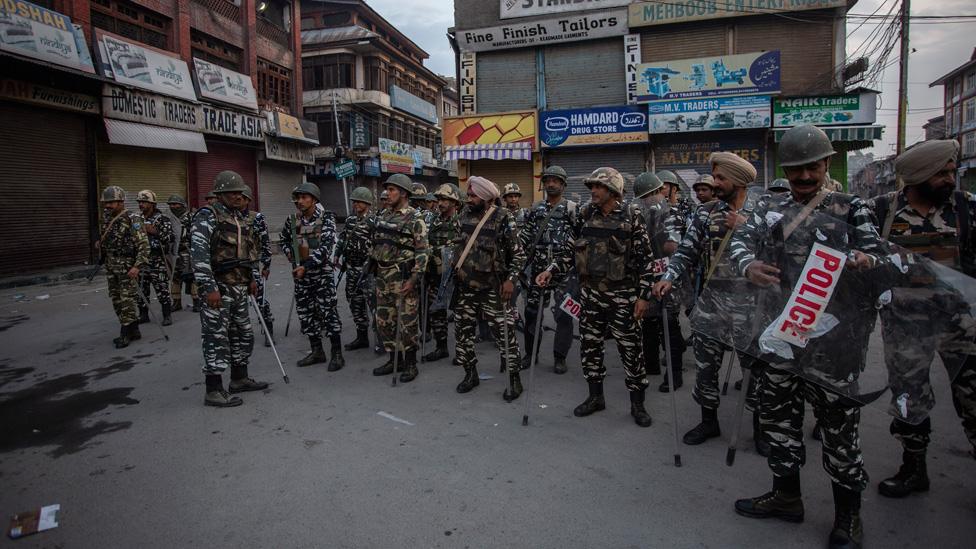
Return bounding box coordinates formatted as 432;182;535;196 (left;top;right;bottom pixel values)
372;210;417;266
576;204;634;286
343;216;370;263
428;214;458;275
704;203;737;282
208;205;257;285
457;208;505;285
143;211;165;255
876;191;972;278
534;200;577;252
293;213;324;262
103;212;138;259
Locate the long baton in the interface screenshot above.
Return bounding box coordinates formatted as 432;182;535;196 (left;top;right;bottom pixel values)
249;295;290;384
522;286;548;426
726;366;752;467
500;293;513;395
392;292;403;387
661;301;681;467
284;291;296;336
720;348;737;396
420;277;428;362
135;283;169;341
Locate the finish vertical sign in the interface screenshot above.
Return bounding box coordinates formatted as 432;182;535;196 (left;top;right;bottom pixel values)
624;34;641;105
459;51;476;114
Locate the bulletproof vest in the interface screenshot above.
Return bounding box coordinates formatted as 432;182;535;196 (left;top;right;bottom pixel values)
890;231;962;274
372;209;418;265
534;200;577;251
293;212;324;262
704;203;737;281
208;205;257;285
143;211;165;254
644;202;670;277
576;204;634;284
457;208;505;284
877;191;971;278
428;213;457;250
343;215;370;262
102;211;138;259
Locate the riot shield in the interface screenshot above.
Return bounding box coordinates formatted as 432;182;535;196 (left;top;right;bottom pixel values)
431;247;455;311
691;196;976;425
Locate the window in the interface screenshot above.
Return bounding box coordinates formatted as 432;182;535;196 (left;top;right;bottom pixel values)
302;54;355;90
965;132;976;158
955;79;963;101
257;58;292;111
191;30;243;71
90;0;170;50
966;98;976;127
967;71;976;92
321;12;350;26
378;114;390;139
257;0;290;30
954;105;962;135
301;17;316;30
947;107;955;135
365;57;388;92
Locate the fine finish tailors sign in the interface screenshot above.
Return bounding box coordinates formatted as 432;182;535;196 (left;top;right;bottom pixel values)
457;8;628;52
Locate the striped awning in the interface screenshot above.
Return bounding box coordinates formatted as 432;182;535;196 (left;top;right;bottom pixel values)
445;142;533;161
773;124;884;143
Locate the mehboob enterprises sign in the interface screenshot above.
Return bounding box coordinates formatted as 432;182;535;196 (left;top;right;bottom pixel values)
457;9;627;52
540;105;648;148
628;0;848;27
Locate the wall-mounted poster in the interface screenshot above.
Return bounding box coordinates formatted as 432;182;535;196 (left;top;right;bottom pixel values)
635;51;780;103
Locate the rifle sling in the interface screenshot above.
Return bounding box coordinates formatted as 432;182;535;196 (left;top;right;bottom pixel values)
454;206;497;270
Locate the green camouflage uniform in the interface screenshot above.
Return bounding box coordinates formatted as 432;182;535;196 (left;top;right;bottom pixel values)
336;211;374;332
101;210;150;325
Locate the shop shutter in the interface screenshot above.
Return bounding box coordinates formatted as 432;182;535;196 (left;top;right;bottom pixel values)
195;141;259;208
258;162;305;240
545;146;648;203
476;49;537;113
0;102;90;275
545;38;626;110
640;20;728;63
97;142;187;214
735;13;836;96
467;160;534;209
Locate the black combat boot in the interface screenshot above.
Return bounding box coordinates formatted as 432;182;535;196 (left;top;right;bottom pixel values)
127;322;142;341
228;365;269;393
328;335;345;372
399;350;419;382
683;406;721;445
113;324;130;348
553;354;568;375
658;361;683;393
753;411;771;457
502;371;523;402
573;380;606;417
204;374;242;408
263;322;274;348
734;474;804;523
191;299;201;313
344;329;370;351
161;304;173;326
423;338;449;362
630;389;652;427
828;484;863;549
372;352;396;376
456;364;480;393
138;305;150;324
878;450;929;498
297;337;328;367
812;419;823;441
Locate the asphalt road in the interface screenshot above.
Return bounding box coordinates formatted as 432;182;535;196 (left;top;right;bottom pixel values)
0;264;973;548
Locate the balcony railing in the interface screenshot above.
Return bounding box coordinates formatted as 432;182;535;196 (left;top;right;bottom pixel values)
257;17;290;48
191;0;240;22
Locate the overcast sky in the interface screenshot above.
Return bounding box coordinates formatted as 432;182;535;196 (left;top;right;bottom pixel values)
365;0;975;158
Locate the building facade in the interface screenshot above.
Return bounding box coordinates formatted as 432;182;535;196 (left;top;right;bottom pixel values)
931;48;976;192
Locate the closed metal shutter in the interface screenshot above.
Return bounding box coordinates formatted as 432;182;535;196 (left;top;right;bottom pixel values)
97;142;188;214
468;160;534;209
316;178;348;219
545;38;625;109
546;145;647;203
258;161;304;240
640;21;728;62
195;141;259;208
476;49;537;112
735;13;836;96
0;102;91;275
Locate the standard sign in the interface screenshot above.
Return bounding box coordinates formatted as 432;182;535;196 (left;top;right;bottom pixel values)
500;0;633;19
459;52;477;114
770;243;846;347
201;105;263;141
540;105;648;148
0;78;98;114
629;0;848;27
102;84;201;131
559;293;582;319
457;9;627;52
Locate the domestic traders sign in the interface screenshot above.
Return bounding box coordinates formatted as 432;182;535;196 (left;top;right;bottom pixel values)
629;0;848;28
0;1;95;73
102;84;202;132
201;104;264;141
635;51;780;102
773;91;878;127
457;9;627;52
648;95;771;133
500;0;633;19
540;105;648;148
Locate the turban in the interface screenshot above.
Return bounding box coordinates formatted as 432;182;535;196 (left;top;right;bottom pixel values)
895;139;959;186
468;175;500;201
709;152;757;187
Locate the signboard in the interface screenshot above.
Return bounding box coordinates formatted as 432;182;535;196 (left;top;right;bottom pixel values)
624;33;641;105
459;51;476;114
559;293;582;319
192;57;258;112
540;105;648;148
653;133;763;184
351;112;368;148
390;85;438;124
0;78;98;114
629;0;848;28
333;159;356;179
648;95;771;133
100;35;198;102
379;137;414;174
102;84;202;131
442;111;537;148
0;1;95;73
363;157;381;177
457;9;627;53
265;135;314;165
769;243;846;347
201;104;263;141
773;92;878;127
501;0;632;19
635;51;780;103
269;110;319;144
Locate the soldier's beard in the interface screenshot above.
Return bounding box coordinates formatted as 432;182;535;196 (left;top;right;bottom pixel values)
469;201;485;214
916;182;953;204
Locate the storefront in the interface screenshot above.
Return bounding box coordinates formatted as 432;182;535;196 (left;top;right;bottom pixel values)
260;110;317;235
652;131;767;194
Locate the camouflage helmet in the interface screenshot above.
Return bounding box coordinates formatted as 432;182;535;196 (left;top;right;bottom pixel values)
350;186;374;205
213;170;249;194
584;167;624;196
101;185;126;202
542;165;568;184
768;178;791;192
634;172;663;198
166;194;187;206
136;189;157;203
410;183;428;201
778;124;836;167
205;190;217;200
434;183;462;204
384;173;414;194
241;185;253;201
502;182;522;197
292;181;321;201
657;170;680;186
693;175;716;189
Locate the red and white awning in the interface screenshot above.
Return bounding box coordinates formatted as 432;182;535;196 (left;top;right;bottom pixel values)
445;142;532;161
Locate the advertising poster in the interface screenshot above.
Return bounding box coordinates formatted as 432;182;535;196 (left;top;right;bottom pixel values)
540;105;648;148
634;51;780;102
648;95;770;133
192;57;258;111
773;92;877;127
0;1;94;73
101;35;197;102
379;137;415;174
442;111;536;148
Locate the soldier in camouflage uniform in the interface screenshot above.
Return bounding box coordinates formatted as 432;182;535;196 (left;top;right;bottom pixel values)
452;176;526;400
335;186;376;351
191;171;268;408
692;175;716;204
729;125;883;549
166;195;194;311
136;190;175;326
97;185;150;348
367;174;429;382
520;166;579;374
661;170;694;254
653;153;767;451
868;139;976;498
423;183;462;362
503;183;527;229
241;186;274;346
280;182;344;371
538;168;654;427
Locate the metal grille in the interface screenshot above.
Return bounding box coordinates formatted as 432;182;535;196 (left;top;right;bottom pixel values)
191;0;241;21
257;18;290;48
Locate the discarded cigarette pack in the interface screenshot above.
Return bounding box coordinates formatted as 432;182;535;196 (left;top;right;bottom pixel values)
8;504;60;539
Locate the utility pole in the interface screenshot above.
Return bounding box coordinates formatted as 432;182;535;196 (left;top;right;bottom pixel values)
896;0;910;154
332;91;351;218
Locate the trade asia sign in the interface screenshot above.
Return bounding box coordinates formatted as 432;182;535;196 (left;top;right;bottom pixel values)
99;34;198;102
500;0;632;19
628;0;848;27
540;105;648;148
648;95;770;134
634;51;780;103
192;57;258;112
457;9;627;52
773;92;878;127
0;1;95;73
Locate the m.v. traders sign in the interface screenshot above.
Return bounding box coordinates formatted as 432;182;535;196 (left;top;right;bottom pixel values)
635;51;780;102
541;105;648;148
457;9;627;52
